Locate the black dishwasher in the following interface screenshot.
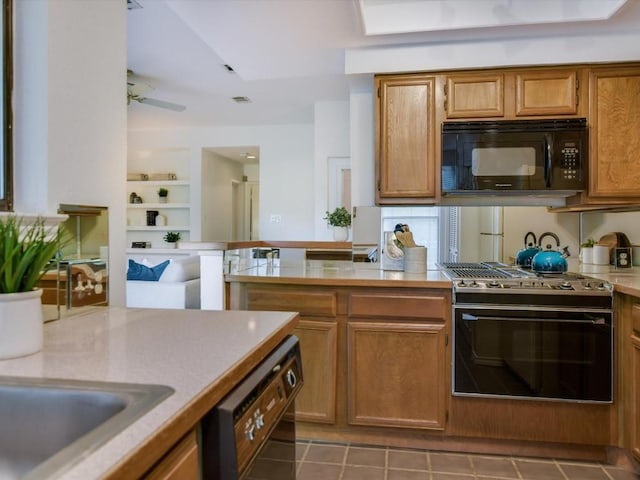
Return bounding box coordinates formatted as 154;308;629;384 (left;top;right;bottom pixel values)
201;335;303;480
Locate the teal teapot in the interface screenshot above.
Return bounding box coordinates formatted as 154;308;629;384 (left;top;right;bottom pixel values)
531;232;570;273
515;231;541;269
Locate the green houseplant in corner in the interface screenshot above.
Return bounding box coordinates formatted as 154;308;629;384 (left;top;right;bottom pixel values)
0;215;61;359
324;207;351;242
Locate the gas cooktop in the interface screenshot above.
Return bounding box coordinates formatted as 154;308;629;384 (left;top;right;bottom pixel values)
439;262;612;295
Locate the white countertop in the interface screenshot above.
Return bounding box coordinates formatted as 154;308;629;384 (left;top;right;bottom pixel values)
226;259;452;288
0;307;298;479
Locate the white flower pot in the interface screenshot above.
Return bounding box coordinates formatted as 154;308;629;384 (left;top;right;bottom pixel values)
0;289;44;360
333;226;349;242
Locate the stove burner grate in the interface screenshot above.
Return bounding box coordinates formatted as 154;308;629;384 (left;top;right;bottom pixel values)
446;267;512;279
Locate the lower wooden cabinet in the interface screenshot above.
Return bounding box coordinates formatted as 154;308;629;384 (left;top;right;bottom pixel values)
632;335;640;462
144;429;199;480
294;319;338;423
245;286;339;425
347;321;446;430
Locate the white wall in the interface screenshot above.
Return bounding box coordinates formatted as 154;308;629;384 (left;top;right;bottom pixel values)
129;124;314;241
583;211;640;247
14;0;127;305
314;101;350;240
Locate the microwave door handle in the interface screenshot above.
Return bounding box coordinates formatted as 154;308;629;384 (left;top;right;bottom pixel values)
544;136;552;187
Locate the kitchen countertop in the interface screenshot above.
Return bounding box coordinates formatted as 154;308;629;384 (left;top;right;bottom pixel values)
225;259;452;288
0;307;299;479
225;258;640;296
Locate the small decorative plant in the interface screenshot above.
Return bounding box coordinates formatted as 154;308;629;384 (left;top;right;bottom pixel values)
157;188;169;203
581;238;596;248
163;231;181;243
323;207;351;228
0;216;61;293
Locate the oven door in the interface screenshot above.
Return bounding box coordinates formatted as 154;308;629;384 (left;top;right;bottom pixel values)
453;306;612;402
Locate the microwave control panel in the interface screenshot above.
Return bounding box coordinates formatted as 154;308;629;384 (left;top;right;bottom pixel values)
560;142;580;180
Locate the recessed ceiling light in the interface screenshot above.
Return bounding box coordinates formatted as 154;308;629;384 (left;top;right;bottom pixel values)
232;96;251;103
246;154;256;159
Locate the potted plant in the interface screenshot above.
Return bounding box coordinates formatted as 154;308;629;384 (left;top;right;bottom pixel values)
157;187;169;203
324;207;351;241
0;215;61;359
163;231;181;248
580;237;596;264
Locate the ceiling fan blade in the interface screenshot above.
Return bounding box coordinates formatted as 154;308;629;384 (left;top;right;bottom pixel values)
136;97;186;112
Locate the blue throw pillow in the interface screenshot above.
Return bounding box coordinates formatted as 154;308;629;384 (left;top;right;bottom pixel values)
127;259;170;281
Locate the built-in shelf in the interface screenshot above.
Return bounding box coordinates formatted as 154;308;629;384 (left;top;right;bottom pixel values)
127;203;190;209
126;226;190;232
127;180;190;187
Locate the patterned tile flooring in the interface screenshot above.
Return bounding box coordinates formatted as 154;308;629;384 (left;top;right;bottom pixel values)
295;440;640;480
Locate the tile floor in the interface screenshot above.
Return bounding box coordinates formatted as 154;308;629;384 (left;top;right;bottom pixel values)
295;440;640;480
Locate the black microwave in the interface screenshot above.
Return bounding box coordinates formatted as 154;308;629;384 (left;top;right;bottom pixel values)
441;118;587;195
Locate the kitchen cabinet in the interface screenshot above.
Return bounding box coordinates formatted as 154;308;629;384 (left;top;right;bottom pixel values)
245;286;339;424
583;66;640;202
445;73;504;118
347;292;448;430
144;429;199;480
444;69;579;119
632;334;640;462
375;74;438;204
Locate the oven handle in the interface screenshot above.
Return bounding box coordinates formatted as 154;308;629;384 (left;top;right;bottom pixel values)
461;313;608;325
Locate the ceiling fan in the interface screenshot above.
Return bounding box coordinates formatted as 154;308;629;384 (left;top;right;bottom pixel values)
127;70;186;112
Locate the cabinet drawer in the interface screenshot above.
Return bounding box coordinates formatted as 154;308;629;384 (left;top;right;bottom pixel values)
632;301;640;335
348;293;447;320
247;289;337;317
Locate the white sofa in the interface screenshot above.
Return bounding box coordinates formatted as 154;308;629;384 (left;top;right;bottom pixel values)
126;255;201;309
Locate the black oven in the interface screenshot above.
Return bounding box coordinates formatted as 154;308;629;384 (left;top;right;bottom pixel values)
442;118;587;195
201;335;303;479
441;263;614;403
453;305;613;403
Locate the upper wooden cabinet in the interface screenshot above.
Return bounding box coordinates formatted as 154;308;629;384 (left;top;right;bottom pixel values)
515;70;578;116
586;66;640;200
444;69;579;119
375;74;438;204
445;74;504;118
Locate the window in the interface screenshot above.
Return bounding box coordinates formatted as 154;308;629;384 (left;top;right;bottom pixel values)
1;0;12;211
381;206;459;268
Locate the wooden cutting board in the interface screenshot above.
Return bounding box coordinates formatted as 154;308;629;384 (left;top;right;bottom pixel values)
598;232;632;263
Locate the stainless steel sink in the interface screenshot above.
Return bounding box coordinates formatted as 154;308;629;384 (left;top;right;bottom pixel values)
0;376;174;479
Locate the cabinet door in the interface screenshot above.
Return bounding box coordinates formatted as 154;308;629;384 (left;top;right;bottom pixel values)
588;67;640;198
347;321;446;430
376;75;437;202
633;335;640;462
515;70;578;116
445;74;504;118
245;287;339;424
144;430;199;480
294;320;338;423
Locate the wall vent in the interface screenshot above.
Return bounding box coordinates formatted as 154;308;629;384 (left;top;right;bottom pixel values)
231;96;251;103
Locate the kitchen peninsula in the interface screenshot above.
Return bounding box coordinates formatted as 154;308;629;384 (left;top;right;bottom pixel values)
226;257;640;467
0;307;299;479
